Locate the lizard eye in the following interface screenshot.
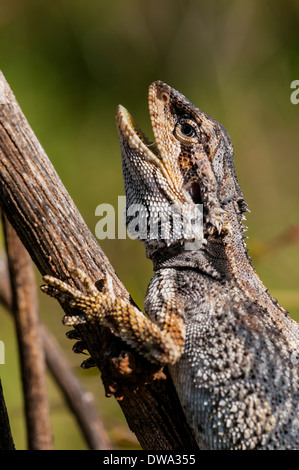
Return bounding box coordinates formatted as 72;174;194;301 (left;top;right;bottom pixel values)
181;123;196;137
174;118;198;143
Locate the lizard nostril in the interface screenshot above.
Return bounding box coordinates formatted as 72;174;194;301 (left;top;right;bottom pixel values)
160;92;170;104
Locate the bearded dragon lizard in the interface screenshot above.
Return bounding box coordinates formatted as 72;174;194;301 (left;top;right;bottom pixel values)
42;81;299;450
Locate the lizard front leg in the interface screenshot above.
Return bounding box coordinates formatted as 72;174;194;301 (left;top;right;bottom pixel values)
41;268;185;365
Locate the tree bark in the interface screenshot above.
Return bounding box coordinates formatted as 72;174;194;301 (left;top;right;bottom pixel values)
0;71;198;450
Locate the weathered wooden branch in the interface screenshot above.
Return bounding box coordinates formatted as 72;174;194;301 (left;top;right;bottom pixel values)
0;71;198;450
0;248;113;450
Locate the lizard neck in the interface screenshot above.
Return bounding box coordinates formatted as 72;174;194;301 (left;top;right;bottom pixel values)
220;205;286;316
149;201;283;311
221;202;266;296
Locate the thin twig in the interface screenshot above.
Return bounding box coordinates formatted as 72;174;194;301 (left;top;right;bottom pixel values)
0;249;113;450
3;215;53;450
0;380;15;450
42;326;114;450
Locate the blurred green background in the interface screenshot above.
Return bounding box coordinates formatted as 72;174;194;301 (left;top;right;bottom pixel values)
0;0;298;450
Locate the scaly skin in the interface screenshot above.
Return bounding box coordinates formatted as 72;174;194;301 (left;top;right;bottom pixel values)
42;81;299;449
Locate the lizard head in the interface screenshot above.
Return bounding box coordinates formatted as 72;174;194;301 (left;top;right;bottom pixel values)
116;81;246;253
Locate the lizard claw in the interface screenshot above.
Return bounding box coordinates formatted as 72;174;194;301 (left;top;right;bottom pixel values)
41;267;114;326
206;207;232;236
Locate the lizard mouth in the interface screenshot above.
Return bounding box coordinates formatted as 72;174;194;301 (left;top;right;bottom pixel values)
116;105;161;162
116;105;194;204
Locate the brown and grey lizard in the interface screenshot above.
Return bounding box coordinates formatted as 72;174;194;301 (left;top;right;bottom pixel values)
41;81;299;450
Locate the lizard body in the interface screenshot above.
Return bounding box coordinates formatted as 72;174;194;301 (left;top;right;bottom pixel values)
42;81;299;449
